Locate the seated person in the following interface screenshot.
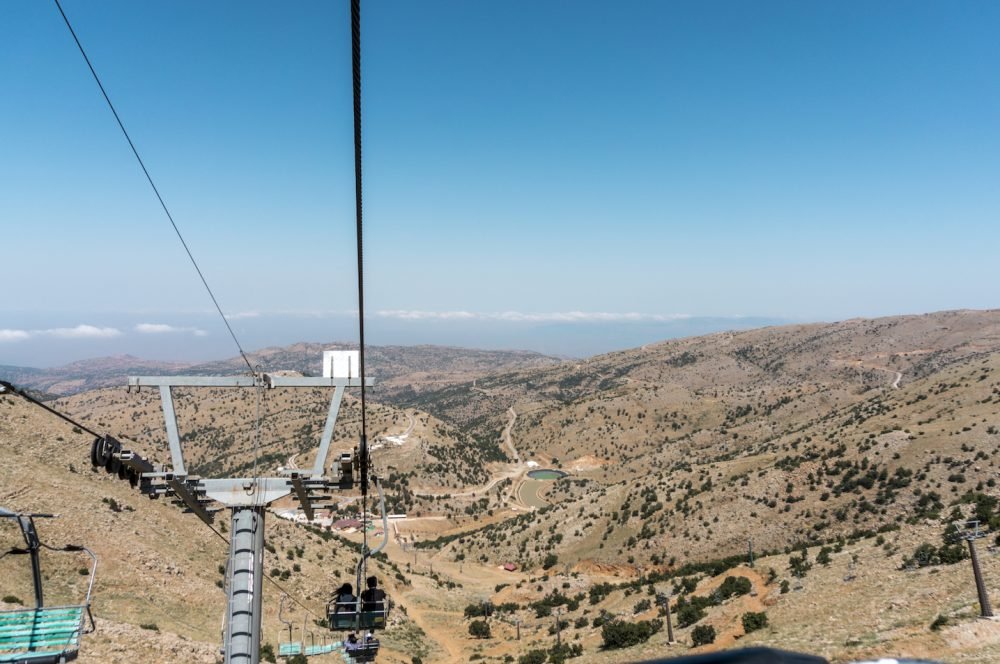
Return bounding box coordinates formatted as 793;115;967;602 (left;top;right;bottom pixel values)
360;576;386;613
344;632;360;652
333;582;357;612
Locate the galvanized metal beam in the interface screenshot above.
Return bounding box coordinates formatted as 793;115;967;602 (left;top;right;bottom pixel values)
290;476;314;522
159;386;186;475
130;376;372;388
167;477;212;524
200;478;292;506
312;384;345;476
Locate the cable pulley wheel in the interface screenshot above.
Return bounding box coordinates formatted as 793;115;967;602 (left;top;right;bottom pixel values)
96;436;112;467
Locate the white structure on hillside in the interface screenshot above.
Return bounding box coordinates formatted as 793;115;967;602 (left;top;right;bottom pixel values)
323;350;360;378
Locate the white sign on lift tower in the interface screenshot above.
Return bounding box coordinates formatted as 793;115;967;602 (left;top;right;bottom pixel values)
324;350;360;379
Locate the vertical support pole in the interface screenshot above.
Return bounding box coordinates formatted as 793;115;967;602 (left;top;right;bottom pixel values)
967;538;994;618
657;592;675;644
18;516;43;608
224;507;265;664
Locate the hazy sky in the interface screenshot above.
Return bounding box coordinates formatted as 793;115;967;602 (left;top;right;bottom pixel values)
2;1;999;365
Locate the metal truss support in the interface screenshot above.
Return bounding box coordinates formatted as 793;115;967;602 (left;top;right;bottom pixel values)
127;368;374;664
224;507;265;664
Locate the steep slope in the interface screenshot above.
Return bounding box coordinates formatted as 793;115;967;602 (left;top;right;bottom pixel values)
409;310;1000;567
0;394;430;664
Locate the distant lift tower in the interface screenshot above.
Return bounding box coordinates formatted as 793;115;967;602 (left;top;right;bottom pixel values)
956;519;994;618
119;351;370;664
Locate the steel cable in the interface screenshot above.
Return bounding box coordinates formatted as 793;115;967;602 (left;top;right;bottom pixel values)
52;0;256;376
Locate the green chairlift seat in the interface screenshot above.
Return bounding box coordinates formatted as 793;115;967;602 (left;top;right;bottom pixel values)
278;642;302;657
327;600;389;632
279;640;341;658
0;509;96;664
0;606;86;663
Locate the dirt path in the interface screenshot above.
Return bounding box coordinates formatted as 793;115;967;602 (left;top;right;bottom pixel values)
412;408;526;500
402;604;464;664
501;407;520;463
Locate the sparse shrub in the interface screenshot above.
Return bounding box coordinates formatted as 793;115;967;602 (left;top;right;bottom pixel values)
742;611;768;633
601;619;661;649
548;642;583;663
139;623;159;631
464;602;493;619
675;598;705;628
469;620;491;639
2;595;23;605
930;614;948;631
260;643;276;663
779;580;790;594
912;542;938;567
518;650;547;664
716;576;752;600
691;624;716;646
788;551;812;578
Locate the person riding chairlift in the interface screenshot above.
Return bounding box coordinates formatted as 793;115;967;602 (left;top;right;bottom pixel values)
360;576;386;613
333;582;357;613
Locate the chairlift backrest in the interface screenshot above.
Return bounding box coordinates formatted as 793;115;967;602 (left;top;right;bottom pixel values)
0;510;96;664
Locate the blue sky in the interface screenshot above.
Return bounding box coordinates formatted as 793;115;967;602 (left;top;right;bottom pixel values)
2;1;999;365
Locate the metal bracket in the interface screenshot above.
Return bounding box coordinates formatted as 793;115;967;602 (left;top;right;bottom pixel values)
290;474;315;522
167;477;213;525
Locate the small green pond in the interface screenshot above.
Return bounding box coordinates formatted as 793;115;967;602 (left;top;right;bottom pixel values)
527;469;567;480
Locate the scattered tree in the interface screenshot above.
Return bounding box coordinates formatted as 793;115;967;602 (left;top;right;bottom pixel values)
469;619;491;639
741;611;768;633
691;624;716;646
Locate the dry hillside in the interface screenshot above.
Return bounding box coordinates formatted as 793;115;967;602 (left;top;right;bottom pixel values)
3;310;1000;664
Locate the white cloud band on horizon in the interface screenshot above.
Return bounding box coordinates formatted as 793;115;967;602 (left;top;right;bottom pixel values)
135;323;207;336
374;310;694;323
0;330;31;342
0;325;123;342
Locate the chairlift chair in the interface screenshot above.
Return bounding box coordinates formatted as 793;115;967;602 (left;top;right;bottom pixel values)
0;509;96;664
343;638;379;663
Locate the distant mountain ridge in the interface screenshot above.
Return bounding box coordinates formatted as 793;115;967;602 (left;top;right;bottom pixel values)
0;343;562;398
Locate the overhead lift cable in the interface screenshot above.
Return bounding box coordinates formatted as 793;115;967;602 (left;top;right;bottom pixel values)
52;0;256;376
0;380;102;439
349;0;377;600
